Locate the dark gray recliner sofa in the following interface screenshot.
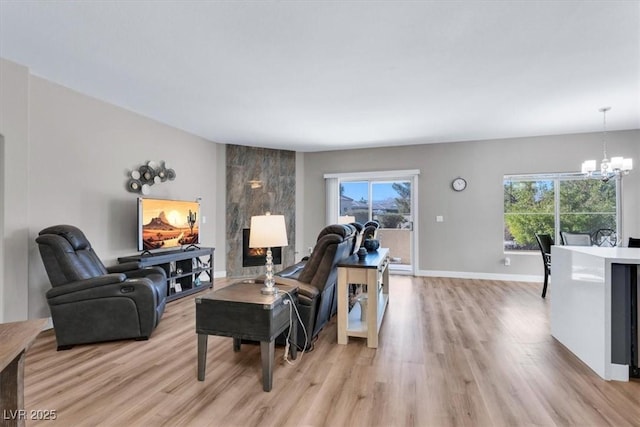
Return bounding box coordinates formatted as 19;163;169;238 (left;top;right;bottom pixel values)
272;224;357;350
361;220;380;243
36;225;168;350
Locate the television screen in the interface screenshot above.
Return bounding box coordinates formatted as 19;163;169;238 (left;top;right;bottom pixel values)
138;197;200;251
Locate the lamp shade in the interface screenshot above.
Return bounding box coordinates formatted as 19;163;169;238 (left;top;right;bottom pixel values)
338;215;356;224
611;157;624;170
581;160;597;174
249;214;288;248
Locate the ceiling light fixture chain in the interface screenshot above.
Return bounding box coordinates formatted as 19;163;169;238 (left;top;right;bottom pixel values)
600;106;610;175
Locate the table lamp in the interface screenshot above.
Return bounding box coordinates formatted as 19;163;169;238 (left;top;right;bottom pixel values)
249;212;288;295
338;215;356;224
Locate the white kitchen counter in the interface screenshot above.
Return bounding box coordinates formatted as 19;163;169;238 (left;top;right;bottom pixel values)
550;246;640;381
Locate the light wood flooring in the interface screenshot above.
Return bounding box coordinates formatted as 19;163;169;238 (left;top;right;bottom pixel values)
22;276;640;426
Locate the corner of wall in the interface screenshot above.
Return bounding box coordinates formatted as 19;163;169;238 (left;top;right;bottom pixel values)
295;152;305;262
0;58;30;322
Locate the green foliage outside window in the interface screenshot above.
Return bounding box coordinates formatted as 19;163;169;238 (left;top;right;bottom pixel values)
559;180;616;235
504;180;554;250
504;177;617;250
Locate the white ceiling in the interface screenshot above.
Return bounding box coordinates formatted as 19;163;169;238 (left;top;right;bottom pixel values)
1;1;638;152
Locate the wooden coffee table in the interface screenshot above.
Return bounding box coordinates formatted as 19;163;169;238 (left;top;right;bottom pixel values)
195;281;298;391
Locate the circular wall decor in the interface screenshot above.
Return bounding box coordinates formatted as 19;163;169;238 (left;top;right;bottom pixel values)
452;177;467;192
125;160;176;194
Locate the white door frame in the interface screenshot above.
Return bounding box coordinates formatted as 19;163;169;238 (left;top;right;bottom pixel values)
325;169;420;275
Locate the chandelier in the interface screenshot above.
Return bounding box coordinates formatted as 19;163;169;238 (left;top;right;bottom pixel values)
581;107;633;181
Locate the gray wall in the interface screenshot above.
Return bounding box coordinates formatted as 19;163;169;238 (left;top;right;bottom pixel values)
1;58;222;322
1;59;30;321
303;131;640;279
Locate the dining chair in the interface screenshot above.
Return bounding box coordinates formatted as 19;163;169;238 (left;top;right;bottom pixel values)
535;233;553;298
592;228;617;247
560;231;592;246
628;237;640;248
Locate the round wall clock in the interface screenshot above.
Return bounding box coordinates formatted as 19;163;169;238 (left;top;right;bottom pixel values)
452;177;467;192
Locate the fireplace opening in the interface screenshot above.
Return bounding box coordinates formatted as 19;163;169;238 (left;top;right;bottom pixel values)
242;228;282;267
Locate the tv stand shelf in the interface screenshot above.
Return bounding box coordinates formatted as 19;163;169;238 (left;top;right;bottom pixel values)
118;247;214;302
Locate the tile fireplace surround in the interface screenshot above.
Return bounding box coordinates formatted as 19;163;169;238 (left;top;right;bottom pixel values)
225;144;295;277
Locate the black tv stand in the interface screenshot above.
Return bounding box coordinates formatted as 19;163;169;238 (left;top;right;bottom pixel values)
140;250;154;257
119;247;215;302
184;244;201;251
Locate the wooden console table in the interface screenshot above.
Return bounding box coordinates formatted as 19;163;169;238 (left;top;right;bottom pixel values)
337;248;390;348
1;319;47;427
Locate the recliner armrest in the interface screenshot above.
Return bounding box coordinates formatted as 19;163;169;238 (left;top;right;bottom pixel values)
47;276;157;306
46;273;127;299
123;266;167;280
107;262;142;274
272;277;320;301
296;283;320;301
277;262;306;279
270;276;300;288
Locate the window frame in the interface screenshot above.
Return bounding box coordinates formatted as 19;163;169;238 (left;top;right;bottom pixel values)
503;172;622;251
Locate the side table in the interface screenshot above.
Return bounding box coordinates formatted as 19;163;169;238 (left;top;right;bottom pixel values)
1;319;47;427
337;248;390;348
195;281;298;392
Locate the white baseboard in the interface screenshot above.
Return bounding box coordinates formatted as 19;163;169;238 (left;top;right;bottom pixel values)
44;316;54;330
610;363;630;381
416;269;543;283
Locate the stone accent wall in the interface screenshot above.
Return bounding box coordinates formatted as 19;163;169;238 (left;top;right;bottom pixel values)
226;145;295;278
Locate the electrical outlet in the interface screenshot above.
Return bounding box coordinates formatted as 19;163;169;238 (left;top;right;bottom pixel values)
504;257;511;266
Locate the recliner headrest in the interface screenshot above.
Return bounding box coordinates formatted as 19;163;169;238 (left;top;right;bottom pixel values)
316;224;354;241
298;229;354;285
349;222;363;233
362;220;380;241
38;224;92;251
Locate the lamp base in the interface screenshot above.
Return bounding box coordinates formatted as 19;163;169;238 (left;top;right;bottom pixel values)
261;286;279;295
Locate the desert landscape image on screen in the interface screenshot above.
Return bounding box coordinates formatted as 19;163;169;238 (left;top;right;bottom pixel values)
141;198;199;250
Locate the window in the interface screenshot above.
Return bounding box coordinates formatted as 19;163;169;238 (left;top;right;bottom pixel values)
504;179;555;251
340;181;369;223
504;174;618;251
340;180;412;229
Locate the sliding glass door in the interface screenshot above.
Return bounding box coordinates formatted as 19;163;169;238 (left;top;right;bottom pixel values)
339;177;415;273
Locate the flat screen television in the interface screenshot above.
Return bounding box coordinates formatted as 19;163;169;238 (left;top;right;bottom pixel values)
138;197;200;251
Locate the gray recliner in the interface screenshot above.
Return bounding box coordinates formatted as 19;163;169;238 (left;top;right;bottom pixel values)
36;225;167;350
272;224;356;350
361;220;380;243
